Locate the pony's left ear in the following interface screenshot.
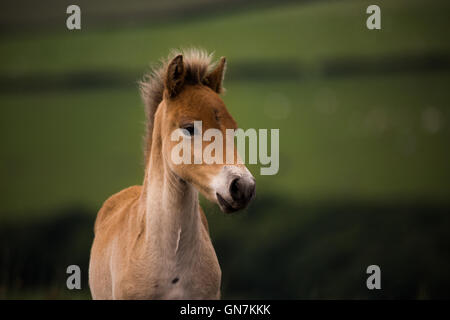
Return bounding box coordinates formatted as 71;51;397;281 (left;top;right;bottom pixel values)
205;57;226;93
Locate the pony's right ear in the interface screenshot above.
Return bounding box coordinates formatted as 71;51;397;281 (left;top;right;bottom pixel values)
165;54;186;98
205;57;226;93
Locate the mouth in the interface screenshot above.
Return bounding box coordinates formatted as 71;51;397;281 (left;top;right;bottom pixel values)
216;192;237;213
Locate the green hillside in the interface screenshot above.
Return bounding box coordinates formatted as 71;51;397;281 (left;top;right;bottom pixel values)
0;0;449;299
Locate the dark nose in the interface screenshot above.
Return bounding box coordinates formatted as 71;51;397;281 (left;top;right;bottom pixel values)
229;177;256;207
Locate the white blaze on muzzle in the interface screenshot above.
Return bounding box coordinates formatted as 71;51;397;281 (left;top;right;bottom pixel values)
210;165;256;213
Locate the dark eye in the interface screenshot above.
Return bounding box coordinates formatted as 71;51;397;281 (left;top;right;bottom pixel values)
181;124;195;136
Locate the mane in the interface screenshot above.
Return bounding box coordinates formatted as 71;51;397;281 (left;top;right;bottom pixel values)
139;48;216;163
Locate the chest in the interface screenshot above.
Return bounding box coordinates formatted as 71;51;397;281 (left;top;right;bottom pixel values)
154;244;222;299
116;238;222;299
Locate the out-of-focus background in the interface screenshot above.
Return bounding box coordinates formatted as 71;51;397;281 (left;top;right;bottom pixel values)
1;0;450;299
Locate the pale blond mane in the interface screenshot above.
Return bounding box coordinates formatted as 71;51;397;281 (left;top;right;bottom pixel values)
139;48;218;163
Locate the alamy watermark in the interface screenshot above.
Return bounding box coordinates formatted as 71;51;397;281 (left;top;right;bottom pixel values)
366;5;381;30
366;265;381;290
66;4;381;31
170;121;279;176
66;265;81;290
66;5;81;30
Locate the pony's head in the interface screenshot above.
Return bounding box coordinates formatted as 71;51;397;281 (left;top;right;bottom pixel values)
140;49;255;213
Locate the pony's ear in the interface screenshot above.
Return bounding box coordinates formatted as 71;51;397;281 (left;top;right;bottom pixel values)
165;54;186;97
205;57;226;93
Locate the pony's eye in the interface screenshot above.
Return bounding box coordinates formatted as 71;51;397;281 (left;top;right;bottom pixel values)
181;124;195;136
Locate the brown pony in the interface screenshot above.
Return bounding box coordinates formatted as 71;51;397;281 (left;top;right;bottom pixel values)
89;49;256;299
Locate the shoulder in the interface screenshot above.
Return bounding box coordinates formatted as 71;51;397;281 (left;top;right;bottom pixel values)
94;185;142;233
199;206;210;234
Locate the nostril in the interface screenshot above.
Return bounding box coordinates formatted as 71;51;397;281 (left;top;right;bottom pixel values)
229;177;256;205
249;181;256;199
229;178;242;201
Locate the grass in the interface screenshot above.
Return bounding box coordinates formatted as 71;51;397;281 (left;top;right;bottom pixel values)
0;0;449;75
1;72;449;216
0;88;144;217
226;73;450;202
1;0;449;216
0;0;449;299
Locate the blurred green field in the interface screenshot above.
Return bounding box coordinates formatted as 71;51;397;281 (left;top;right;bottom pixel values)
1;0;450;215
1;0;450;299
1;73;450;216
1;0;449;75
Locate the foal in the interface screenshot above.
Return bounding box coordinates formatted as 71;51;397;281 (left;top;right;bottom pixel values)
89;49;256;299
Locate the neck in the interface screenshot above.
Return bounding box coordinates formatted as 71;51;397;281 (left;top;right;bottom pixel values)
139;123;202;264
